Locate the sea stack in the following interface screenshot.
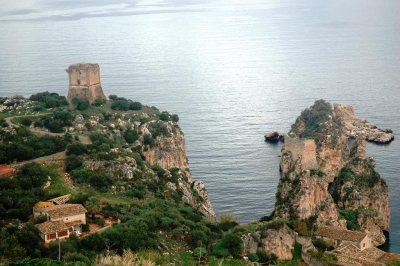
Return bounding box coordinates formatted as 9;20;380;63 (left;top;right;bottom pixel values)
66;63;107;104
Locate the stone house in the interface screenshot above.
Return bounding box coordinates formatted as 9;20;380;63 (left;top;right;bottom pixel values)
34;202;87;243
315;226;373;250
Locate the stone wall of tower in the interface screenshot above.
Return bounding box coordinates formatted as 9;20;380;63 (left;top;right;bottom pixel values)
66;63;106;104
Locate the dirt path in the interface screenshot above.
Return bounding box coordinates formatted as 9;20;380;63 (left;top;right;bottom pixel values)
5;115;92;144
11;151;67;167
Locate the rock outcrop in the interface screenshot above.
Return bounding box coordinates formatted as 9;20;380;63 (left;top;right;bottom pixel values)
72;111;215;221
260;224;296;260
334;103;394;144
142;121;189;172
265;131;280;142
274;100;390;247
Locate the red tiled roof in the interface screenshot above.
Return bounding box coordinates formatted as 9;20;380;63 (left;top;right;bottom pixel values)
377;252;400;264
315;226;366;243
36;204;87;218
37;220;68;234
0;164;15;177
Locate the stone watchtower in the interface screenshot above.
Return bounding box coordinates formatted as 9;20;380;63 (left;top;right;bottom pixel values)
66;63;107;104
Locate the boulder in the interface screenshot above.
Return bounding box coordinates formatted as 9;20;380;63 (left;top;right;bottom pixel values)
265;131;280;142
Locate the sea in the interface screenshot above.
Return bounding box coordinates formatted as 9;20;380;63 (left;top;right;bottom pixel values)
1;0;399;252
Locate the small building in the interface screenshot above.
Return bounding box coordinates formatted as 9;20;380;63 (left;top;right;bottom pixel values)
34;203;87;243
0;164;16;177
315;226;373;250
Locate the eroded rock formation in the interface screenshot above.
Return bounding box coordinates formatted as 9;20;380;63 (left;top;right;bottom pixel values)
274;100;390;246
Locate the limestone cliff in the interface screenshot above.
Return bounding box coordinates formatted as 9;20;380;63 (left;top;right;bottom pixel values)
274;100;390;246
70;110;215;221
139;119;215;220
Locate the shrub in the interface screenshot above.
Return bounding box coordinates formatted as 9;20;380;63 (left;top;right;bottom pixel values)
159;112;169;122
172;114;179;122
96;219;105;228
219;213;239;224
129;101;142;111
63;252;91;265
221;233;243;258
66;142;87;156
65;155;83;172
109;94;118;100
339;209;360;230
212;240;230;258
194;247;207;259
248;253;259;262
111;99;129;111
143;134;153;146
256;249;277;264
124;129;139;144
93;98;105;106
33;106;43;112
21;117;32;127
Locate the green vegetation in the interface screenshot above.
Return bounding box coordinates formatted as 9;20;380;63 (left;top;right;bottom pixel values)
29;91;69;109
306;249;338;263
0;127;70;164
338;209;360;230
289;99;342;147
71;98;90;111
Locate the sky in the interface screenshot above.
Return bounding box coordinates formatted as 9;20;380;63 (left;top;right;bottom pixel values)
0;0;223;21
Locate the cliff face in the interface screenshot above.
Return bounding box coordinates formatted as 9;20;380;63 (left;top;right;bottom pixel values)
77;113;215;221
274;100;390;246
142;122;189;174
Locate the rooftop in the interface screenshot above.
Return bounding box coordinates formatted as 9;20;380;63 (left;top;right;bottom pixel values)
0;164;16;177
37;204;87;218
315;226;367;243
33;201;55;210
333;244;360;256
37;220;68;234
377;252;400;264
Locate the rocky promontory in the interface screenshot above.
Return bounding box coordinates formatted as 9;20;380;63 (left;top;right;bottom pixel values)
275;100;390;246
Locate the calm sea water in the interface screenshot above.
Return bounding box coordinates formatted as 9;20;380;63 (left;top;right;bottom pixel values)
1;0;399;252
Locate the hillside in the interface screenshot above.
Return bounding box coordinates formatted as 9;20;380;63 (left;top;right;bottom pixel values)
0;93;256;266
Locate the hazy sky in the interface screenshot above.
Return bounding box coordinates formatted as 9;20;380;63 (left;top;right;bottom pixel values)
0;0;273;21
0;0;228;21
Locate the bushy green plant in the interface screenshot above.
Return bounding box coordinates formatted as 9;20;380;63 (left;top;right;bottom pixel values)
221;233;243;258
111;99;129;111
129;101;142;110
124;129;139;144
212;240;230;258
65;155;83;172
248;253;259;262
194;247;207;259
339;209;360;230
66;142;87;156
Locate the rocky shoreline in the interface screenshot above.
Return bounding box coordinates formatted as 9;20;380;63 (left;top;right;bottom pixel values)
265;103;394;144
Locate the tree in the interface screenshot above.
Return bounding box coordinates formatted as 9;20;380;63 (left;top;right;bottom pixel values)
129;101;142;111
221;233;243;258
21;117;32;127
66;142;87;156
15;162;49;190
123;129;139;144
65;155;83;172
85;197;102;219
111;99;129;111
109;94;118;101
